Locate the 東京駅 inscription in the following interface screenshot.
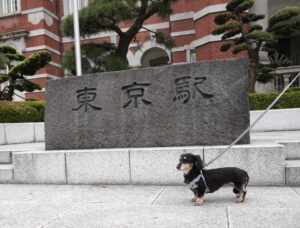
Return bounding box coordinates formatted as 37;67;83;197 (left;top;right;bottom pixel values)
45;58;250;150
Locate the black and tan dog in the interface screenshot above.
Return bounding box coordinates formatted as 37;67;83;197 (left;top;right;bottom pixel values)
177;153;249;206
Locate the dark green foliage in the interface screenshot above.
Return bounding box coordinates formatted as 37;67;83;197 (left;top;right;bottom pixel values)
249;24;263;32
220;43;232;52
241;13;265;23
235;0;254;12
10;51;51;76
222;28;241;39
61;0;177;73
0;101;45;123
0;53;8;68
62;43;128;75
232;43;248;54
246;30;274;42
104;54;130;72
285;87;300;93
227;0;251;12
155;32;175;50
268;7;300;36
269;7;300;28
0;46;17;54
249;90;300;110
0;46;51;100
212;23;240;35
214;13;235;25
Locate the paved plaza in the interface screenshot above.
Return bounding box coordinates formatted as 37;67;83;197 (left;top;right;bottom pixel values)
0;184;300;228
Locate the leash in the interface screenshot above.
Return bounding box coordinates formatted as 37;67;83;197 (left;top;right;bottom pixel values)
203;72;300;168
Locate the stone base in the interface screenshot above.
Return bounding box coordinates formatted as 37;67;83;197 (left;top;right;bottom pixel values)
12;142;285;186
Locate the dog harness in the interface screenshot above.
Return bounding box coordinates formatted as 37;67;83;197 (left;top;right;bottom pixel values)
187;170;207;190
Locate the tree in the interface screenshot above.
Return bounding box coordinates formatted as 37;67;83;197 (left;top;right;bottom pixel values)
212;0;300;93
0;46;51;100
212;0;278;93
61;0;176;74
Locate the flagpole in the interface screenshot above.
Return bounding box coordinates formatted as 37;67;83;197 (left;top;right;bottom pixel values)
73;0;82;76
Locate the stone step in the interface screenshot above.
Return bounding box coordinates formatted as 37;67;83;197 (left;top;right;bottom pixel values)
0;150;11;163
280;141;300;160
286;160;300;186
0;164;13;184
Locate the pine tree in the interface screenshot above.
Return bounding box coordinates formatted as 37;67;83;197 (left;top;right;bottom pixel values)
212;0;279;93
0;46;51;100
61;0;176;74
268;7;300;36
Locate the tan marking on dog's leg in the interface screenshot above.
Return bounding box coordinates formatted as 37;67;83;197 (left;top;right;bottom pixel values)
195;197;204;206
236;184;246;203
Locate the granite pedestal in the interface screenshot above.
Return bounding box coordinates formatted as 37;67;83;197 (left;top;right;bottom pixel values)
45;58;249;150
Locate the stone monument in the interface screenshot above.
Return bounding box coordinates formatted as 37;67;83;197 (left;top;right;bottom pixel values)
45;58;250;150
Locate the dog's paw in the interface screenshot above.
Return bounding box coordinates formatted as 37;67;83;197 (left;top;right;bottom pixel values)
235;198;244;203
195;197;204;206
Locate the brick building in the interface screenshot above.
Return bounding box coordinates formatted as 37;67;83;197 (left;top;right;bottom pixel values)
0;0;299;100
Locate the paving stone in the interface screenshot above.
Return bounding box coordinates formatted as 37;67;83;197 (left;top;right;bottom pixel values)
45;205;228;228
228;207;300;228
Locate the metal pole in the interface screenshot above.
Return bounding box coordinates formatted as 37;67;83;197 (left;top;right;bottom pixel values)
73;0;82;76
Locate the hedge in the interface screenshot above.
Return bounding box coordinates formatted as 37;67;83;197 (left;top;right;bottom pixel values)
249;89;300;110
0;101;45;123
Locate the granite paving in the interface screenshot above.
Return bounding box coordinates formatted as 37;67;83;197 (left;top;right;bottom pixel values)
0;184;299;228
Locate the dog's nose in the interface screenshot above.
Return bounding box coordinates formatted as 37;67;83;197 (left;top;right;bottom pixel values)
176;163;181;170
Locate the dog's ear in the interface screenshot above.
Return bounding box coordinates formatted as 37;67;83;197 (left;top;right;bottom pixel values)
194;155;203;170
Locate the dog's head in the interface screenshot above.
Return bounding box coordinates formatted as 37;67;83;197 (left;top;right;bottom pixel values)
176;153;203;172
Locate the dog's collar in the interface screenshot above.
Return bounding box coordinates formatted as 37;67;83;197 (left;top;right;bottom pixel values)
187;170;207;190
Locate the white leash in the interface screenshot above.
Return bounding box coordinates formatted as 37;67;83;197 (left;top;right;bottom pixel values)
204;72;300;168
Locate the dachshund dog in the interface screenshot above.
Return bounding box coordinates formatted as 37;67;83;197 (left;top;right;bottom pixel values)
177;153;249;206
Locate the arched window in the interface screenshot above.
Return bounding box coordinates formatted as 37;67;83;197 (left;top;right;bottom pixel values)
141;47;169;67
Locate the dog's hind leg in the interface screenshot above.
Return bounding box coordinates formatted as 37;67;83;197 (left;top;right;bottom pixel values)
235;184;247;203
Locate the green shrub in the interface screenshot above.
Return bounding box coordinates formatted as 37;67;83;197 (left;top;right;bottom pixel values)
249;90;300;110
0;101;45;123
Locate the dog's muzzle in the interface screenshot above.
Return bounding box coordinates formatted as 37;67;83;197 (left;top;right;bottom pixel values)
176;163;181;170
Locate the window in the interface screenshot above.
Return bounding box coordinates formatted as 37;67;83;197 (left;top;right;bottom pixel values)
64;0;88;16
0;0;20;15
190;50;196;63
289;74;300;88
274;75;284;91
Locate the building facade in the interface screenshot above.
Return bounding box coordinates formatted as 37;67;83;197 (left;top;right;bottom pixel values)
0;0;299;100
